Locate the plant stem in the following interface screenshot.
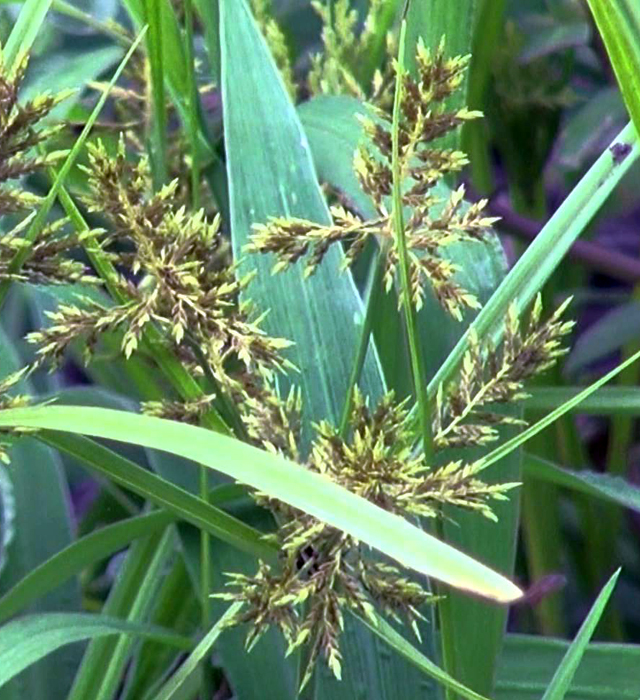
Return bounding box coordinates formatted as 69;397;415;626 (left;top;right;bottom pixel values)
184;0;201;210
390;20;433;459
144;0;168;186
339;240;389;437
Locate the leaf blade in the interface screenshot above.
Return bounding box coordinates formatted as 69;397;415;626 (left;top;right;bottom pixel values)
0;404;522;602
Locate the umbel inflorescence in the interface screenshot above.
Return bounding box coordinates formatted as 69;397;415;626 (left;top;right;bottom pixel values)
216;293;572;688
213;36;574;688
0;31;576;694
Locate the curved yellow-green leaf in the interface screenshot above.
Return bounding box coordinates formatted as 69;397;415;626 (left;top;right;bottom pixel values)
0;404;522;603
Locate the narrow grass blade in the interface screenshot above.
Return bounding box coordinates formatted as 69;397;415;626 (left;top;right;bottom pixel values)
65;531;172;700
497;634;640;700
585;0;640;135
429;121;639;396
0;512;174;624
119;557;199;700
358;613;490;700
122;0;215;164
525;386;640;415
481;346;640;471
194;0;220;84
0;613;191;689
179;517;298;700
524;453;640;513
36;430;273;560
150;603;241;700
89;528;175;700
540;569;621;700
0;404;522;602
143;0;168;184
2;0;53;70
0;27;147;310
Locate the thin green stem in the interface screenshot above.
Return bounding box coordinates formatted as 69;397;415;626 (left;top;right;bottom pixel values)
144;0;168;186
339;241;389;437
52;0;131;45
183;0;201;210
391;21;433;458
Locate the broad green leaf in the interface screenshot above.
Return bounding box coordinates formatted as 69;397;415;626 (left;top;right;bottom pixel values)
298;95;377;219
0;613;191;689
0;512;175;624
565;300;640;375
221;6;415;695
0;404;522;602
556;87;628;171
405;0;476;109
0;326;79;700
518;20;590;62
541;570;620;700
150;603;241;700
524;453;640;513
2;0;53;70
496;634;640;699
221;0;384;444
464;0;507;191
21;45;123;120
585;0;640;136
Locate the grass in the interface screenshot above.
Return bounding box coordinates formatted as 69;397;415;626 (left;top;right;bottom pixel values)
0;1;639;699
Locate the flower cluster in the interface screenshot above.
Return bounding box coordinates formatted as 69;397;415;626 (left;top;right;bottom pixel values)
0;55;69;216
434;295;574;450
308;0;396;106
248;40;497;319
26;138;293;400
217;388;516;687
0;55;92;287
